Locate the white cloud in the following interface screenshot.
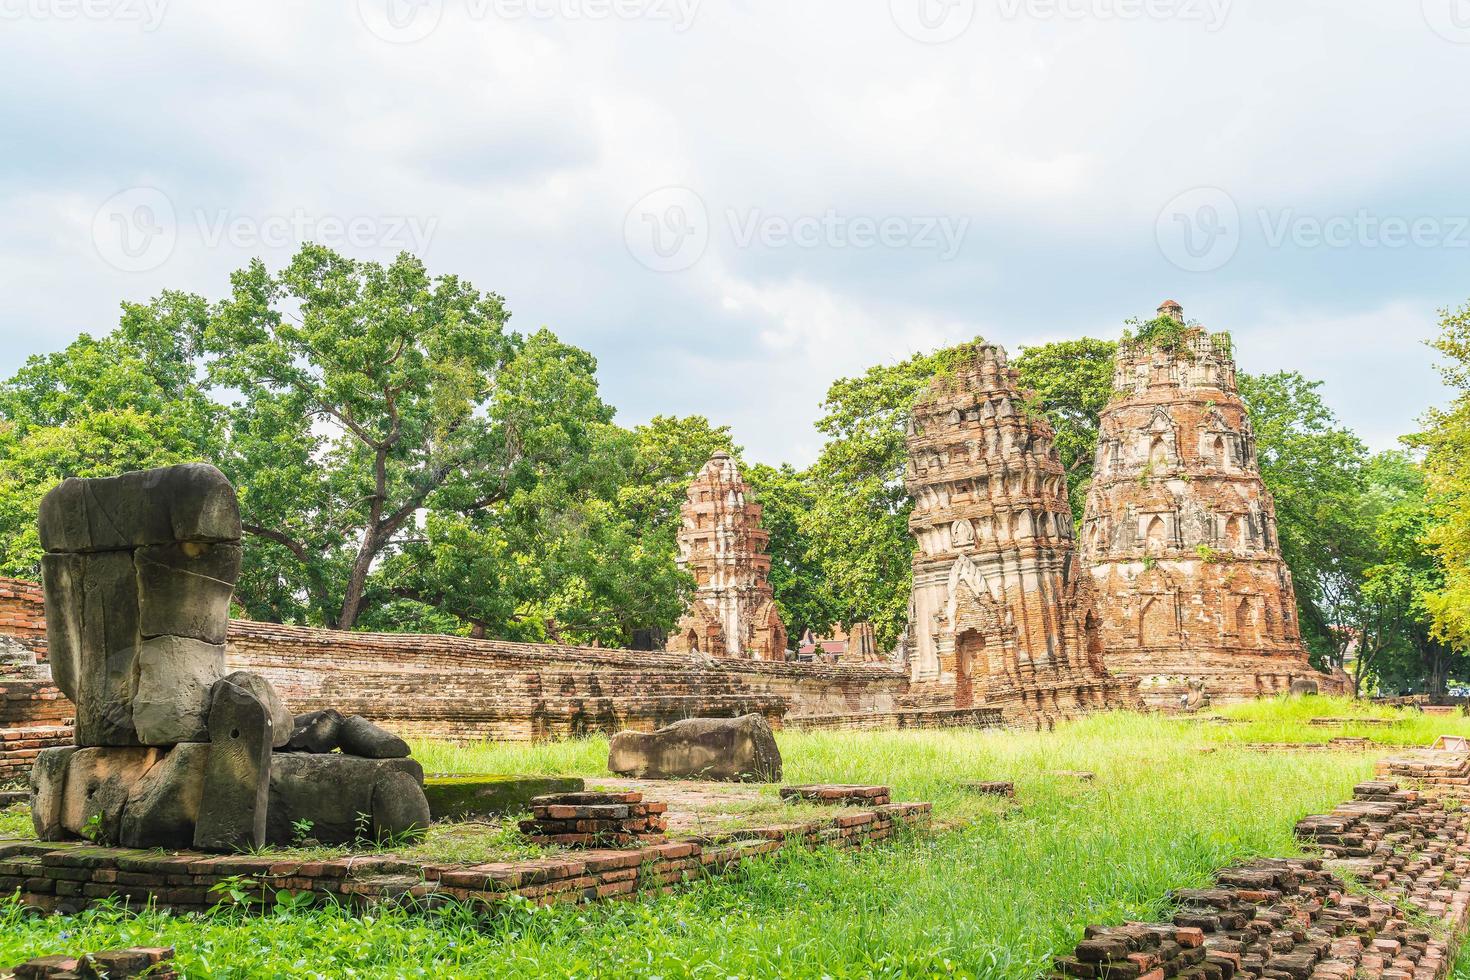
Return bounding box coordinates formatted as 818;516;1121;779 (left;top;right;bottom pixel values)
0;0;1465;465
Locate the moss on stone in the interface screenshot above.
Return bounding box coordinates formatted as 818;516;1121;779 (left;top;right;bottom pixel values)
422;774;585;821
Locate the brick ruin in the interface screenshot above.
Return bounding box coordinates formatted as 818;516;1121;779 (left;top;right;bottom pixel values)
0;576;1003;762
903;342;1138;725
665;452;788;661
1056;779;1470;979
1079;301;1337;708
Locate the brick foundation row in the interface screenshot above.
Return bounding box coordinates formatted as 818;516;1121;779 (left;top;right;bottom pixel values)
1052;779;1470;979
0;802;931;915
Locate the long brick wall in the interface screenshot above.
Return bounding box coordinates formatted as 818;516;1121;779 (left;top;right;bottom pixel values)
0;801;931;915
224;620;915;741
0;577;973;742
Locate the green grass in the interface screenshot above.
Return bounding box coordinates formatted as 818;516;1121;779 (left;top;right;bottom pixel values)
1204;694;1470;747
0;707;1389;978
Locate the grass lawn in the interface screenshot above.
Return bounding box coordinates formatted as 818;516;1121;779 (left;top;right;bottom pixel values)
0;696;1461;978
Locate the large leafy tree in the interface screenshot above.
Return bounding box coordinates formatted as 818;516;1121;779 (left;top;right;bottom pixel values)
1012;338;1118;521
0;294;222;576
1347;452;1458;696
1237;371;1370;665
0;245;701;644
1415;301;1470;652
744;463;835;644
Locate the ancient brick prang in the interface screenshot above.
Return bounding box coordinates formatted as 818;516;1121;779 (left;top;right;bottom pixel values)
1079;302;1336;708
666;453;788;661
904;342;1138;726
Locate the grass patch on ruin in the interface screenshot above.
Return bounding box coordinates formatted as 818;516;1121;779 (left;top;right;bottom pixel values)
1203;693;1470;746
0;709;1386;977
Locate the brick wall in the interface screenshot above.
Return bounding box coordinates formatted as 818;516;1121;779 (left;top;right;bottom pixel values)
0;801;931;915
223;620;915;741
0;578;47;660
0;579;948;742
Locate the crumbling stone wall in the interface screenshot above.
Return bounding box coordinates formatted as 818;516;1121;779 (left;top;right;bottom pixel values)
665;453;788;661
1079;302;1337;708
904;343;1138;726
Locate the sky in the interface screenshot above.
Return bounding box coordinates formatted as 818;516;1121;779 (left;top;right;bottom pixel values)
1;0;1466;467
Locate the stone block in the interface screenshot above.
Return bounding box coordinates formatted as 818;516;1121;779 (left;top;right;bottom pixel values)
285;708;344;753
193;680;271;852
38;464;240;553
38;553;82;705
608;713;782;782
135;542;241;644
130;636;225;745
59;747;166;843
339;714;410;759
370;768;431;842
74;550;144;747
423;774;586;821
29;746;79;840
266;753;427;845
220;671;292;749
119;743;209;850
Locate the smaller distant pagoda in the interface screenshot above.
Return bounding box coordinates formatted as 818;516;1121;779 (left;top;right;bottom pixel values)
665;453;788;661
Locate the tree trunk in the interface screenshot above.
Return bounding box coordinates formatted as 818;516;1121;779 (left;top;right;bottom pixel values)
336;534;381;630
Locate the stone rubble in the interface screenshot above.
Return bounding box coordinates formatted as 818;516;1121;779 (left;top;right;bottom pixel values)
1053;779;1470;980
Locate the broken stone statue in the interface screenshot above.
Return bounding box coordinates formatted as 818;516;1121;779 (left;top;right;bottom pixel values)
608;713;783;782
29;463;430;852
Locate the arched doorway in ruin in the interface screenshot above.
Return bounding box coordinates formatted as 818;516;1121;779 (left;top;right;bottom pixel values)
954;629;986;710
1083;610;1106;672
1144;515;1167;552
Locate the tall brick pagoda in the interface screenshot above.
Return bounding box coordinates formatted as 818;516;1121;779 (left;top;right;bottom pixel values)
904;342;1137;726
1078;301;1337;707
665;453;788;661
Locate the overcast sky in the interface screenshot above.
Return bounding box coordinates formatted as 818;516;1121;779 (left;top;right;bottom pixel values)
2;0;1466;466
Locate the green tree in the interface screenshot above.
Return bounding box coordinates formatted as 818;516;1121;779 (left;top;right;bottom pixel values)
1012;338;1118;520
0;294;222;576
1415;301;1470;653
802;345;971;649
744;463;835;643
1237;371;1370;666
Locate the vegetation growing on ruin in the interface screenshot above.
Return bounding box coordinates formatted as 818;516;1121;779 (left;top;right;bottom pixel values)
1;702;1447;977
